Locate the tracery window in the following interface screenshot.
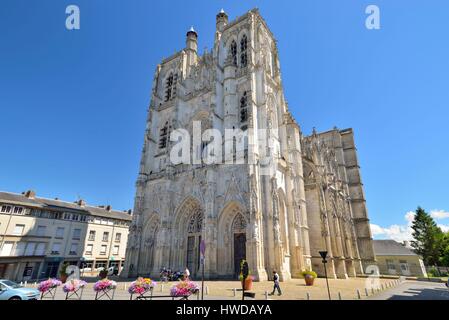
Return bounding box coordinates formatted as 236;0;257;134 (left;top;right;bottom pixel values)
187;210;203;234
230;40;237;67
164;73;178;102
240;91;248;123
240;35;248;68
159;121;169;149
232;214;247;233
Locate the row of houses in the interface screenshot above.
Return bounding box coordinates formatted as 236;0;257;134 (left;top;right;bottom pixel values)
0;190;132;282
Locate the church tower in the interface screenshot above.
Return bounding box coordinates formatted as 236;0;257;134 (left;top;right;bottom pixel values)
122;9;374;281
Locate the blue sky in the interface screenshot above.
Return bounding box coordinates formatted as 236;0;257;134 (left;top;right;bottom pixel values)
1;1;448;240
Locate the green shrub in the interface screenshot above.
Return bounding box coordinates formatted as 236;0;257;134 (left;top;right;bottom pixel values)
301;270;317;278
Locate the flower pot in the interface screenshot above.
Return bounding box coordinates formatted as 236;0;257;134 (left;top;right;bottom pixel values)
60;274;68;284
243;277;253;290
304;275;315;286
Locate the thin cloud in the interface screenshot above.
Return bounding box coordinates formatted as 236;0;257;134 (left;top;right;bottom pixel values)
430;210;449;220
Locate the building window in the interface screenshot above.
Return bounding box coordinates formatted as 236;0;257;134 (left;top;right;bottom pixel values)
115;233;121;242
51;243;61;255
240;35;248;68
36;225;46;237
102;232;109;242
113;245;119;256
0;242;14;256
230;40;237;66
100;245;107;255
14;242;26;256
386;259;395;270
85;244;93;255
240;91;248;123
95;261;107;270
71;214;79;221
69;243;78;255
25;242;36;256
35;243;46;255
13;206;24;215
72;228;81;240
55;227;64;238
12;224;25;235
159;122;169;149
63;213;70;220
80;215;87;222
164;73;178;102
1;205;12;213
88;230;96;241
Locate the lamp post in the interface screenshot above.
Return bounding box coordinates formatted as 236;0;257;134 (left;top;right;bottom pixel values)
319;251;331;300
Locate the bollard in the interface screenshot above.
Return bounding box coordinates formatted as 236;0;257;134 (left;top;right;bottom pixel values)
206;286;209;295
264;291;268;300
306;292;310;300
371;288;375;295
338;292;342;300
233;288;236;297
356;289;361;300
381;284;384;291
25;281;27;286
161;284;164;292
365;288;369;296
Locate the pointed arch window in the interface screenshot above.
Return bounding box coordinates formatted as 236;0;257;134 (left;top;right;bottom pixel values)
240;35;248;68
164;73;178;102
230;40;238;67
159;121;169;149
240;91;248;123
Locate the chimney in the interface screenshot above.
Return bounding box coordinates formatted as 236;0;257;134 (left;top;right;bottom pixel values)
25;190;36;199
77;199;86;207
128;209;132;215
106;205;112;212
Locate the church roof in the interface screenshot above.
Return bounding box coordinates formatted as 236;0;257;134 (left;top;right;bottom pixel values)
373;240;417;256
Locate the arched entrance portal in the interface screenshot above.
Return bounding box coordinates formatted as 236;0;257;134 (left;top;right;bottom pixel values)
216;202;248;279
171;197;205;279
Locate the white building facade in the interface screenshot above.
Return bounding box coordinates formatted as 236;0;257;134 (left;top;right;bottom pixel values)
0;190;131;281
123;9;375;281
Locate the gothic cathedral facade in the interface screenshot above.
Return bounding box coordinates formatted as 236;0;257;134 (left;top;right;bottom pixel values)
122;9;376;281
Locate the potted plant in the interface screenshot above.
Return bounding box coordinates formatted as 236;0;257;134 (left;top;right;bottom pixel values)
59;263;69;283
301;270;317;286
170;280;199;298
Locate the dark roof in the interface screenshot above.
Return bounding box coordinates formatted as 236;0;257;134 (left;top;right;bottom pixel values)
373;240;417;256
0;191;132;221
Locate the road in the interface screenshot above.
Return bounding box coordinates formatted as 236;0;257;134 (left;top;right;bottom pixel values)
369;280;449;300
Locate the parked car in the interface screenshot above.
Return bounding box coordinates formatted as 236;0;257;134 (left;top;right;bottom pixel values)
0;279;40;300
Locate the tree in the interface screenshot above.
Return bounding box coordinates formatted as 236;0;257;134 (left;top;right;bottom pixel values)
410;207;444;266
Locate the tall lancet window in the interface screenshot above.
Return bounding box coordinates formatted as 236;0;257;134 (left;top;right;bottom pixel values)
240;35;248;68
164;73;178;102
159;121;169;149
230;40;237;67
240;91;248;123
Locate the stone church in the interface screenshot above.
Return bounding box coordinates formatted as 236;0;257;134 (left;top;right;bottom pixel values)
122;9;375;281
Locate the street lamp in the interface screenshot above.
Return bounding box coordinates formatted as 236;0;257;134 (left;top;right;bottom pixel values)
319;251;332;300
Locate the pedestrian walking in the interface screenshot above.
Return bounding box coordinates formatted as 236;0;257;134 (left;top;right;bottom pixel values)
270;271;282;296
